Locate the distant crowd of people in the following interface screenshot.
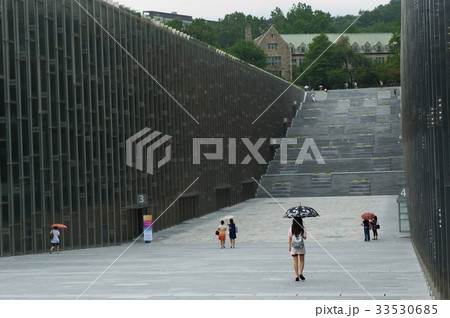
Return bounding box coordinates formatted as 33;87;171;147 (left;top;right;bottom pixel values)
306;80;396;91
305;83;398;101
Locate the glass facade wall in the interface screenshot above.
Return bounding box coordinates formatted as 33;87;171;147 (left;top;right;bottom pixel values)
0;0;303;256
401;0;450;299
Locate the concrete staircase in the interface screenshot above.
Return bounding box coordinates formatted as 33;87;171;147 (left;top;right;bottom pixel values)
257;87;404;197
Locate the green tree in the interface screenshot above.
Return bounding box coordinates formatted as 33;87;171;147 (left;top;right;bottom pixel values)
213;12;268;49
356;0;401;32
226;39;267;68
271;2;333;34
294;34;380;89
333;36;379;88
353;59;379;88
388;20;401;56
287;3;333;33
326;68;348;89
295;34;340;88
331;0;401;33
332;15;361;33
370;19;400;86
333;36;374;86
184;19;218;46
270;7;289;33
376;20;401;85
165;18;184;32
334;36;357;83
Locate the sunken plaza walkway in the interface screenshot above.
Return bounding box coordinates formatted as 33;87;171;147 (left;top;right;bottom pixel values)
0;195;431;300
0;88;431;300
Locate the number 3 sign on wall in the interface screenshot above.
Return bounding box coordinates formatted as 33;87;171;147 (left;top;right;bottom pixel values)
137;194;147;204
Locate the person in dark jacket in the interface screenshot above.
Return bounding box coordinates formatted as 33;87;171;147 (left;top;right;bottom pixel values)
361;219;370;241
228;219;237;248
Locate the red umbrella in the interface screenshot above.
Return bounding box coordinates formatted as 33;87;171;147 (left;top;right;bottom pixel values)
361;213;375;220
50;223;67;229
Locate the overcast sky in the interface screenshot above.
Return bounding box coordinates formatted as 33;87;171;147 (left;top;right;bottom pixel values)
114;0;392;20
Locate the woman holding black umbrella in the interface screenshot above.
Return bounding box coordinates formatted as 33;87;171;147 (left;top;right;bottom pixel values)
288;217;307;281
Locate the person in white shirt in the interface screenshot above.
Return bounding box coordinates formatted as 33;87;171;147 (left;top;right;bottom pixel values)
217;220;227;249
50;226;61;254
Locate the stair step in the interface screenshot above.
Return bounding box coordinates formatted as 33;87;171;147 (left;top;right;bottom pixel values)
311;173;332;188
355;145;374;158
279;164;299;173
349;179;371;195
373;157;391;171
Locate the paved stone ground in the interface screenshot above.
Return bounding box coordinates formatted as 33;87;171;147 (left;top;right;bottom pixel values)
0;196;432;300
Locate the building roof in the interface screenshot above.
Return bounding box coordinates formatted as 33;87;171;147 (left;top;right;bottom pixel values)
280;33;393;54
143;10;193;22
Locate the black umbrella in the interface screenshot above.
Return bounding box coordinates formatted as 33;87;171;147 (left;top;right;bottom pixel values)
283;205;319;218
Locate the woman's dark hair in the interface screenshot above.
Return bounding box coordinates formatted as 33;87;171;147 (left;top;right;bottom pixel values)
292;217;304;236
229;219;234;224
220;220;224;225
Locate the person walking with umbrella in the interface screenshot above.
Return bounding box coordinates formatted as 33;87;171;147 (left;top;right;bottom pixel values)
283;205;318;281
49;226;61;254
361;213;374;242
288;217;307;281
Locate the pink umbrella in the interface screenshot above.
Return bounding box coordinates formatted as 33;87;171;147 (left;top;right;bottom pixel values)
50;223;67;229
361;212;375;220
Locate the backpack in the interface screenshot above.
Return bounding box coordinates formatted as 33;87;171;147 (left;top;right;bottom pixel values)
292;235;304;249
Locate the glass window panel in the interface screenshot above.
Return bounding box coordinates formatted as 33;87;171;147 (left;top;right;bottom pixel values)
0;80;4;116
17;1;25;51
37;2;45;56
0;25;3;75
9;43;16;80
7;0;14;40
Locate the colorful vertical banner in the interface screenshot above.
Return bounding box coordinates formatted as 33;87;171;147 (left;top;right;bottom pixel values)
143;215;153;243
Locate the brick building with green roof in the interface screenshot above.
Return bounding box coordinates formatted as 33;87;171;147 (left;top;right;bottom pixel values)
254;26;393;81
